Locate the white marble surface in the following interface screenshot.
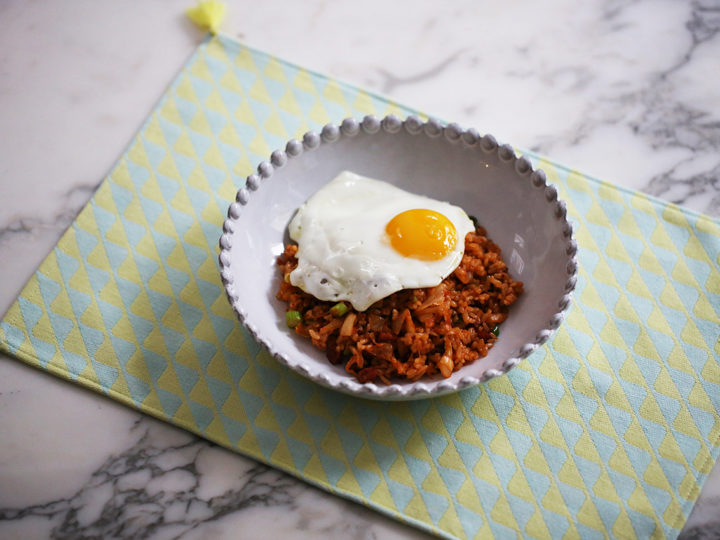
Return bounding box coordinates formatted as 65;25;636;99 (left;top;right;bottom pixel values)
1;0;719;538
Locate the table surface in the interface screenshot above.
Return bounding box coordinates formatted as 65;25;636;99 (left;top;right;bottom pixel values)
1;1;719;538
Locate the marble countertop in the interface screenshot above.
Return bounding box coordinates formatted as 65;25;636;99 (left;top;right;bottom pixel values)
1;1;719;538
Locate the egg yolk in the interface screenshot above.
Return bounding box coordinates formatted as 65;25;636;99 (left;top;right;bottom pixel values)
385;209;458;260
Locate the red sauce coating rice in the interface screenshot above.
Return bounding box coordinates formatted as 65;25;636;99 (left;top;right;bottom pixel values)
275;226;523;384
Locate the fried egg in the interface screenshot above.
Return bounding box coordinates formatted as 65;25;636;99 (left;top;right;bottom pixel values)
288;171;475;311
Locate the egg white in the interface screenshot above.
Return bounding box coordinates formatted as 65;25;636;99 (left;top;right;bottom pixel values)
288;171;475;311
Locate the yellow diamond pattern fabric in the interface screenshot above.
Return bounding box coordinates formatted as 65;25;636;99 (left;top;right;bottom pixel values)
1;35;720;539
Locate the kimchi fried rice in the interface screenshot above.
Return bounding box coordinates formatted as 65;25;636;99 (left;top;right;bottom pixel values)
275;225;523;384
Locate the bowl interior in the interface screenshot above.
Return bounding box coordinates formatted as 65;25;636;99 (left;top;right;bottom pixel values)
224;128;572;398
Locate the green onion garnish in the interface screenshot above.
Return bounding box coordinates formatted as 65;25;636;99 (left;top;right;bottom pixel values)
330;302;349;317
286;310;302;328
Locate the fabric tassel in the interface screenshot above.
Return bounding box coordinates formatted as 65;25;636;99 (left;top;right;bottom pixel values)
186;1;227;34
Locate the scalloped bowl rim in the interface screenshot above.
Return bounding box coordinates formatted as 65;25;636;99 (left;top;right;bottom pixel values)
218;115;577;400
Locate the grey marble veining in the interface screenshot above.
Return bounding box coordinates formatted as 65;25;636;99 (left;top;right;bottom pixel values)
1;0;719;538
0;378;426;540
0;182;99;243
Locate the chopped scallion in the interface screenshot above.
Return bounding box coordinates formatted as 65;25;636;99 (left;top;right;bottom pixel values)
330;302;349;317
286;310;302;328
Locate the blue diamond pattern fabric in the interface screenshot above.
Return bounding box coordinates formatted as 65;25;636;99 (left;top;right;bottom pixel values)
1;35;720;539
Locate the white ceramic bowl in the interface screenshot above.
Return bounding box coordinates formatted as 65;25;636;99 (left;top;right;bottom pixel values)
219;115;577;400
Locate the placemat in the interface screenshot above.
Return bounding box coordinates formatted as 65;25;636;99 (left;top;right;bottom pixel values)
2;34;719;539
